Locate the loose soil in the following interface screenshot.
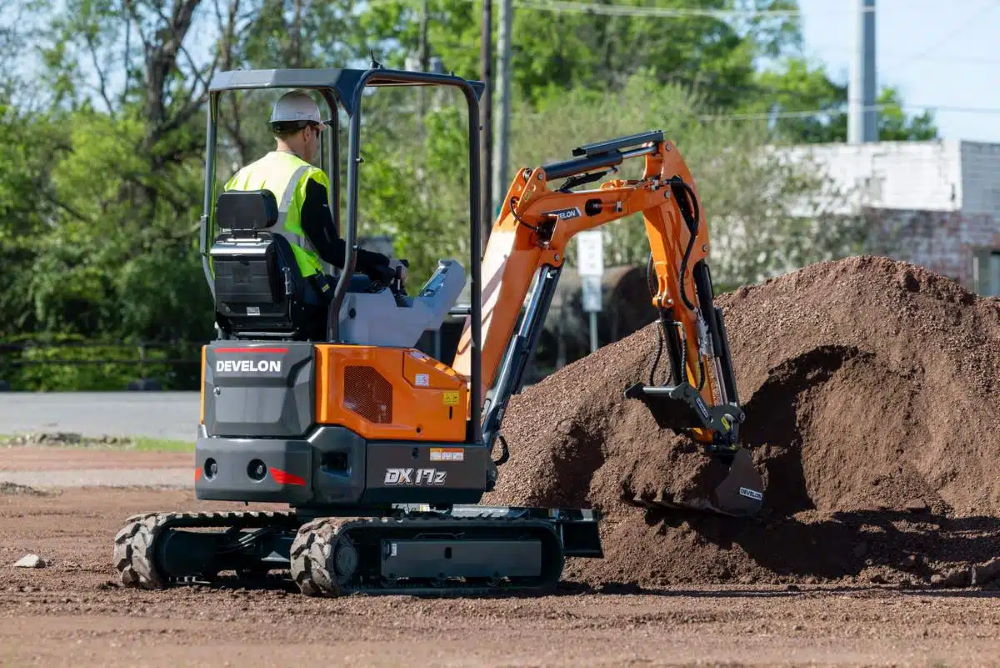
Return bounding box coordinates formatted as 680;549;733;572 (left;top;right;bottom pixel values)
2;487;998;666
486;256;1000;588
2;256;999;665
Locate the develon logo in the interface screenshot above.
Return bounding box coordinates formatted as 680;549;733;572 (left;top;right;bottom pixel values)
216;359;282;373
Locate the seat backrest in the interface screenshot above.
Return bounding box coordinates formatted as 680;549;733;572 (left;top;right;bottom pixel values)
210;190;321;340
216;189;278;236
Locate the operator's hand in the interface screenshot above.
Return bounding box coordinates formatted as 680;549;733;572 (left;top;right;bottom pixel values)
367;263;396;287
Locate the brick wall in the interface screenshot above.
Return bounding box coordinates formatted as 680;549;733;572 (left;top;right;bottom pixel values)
780;140;1000;294
866;207;1000;289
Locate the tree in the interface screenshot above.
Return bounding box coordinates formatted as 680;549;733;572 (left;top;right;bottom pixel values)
876;86;936;141
748;58;938;143
509;71;865;287
358;0;801;108
0;0;939;388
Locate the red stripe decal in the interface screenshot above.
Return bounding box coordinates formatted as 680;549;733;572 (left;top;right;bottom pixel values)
194;468;203;481
215;347;289;354
269;467;306;486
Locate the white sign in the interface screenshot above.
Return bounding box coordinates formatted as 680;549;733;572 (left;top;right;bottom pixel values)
581;275;602;313
576;230;604;277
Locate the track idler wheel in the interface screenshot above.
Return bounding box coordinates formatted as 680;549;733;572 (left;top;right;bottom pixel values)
290;518;359;597
113;513;167;589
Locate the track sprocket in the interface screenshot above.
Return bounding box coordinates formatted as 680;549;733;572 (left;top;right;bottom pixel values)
289;518;358;597
113;513;167;589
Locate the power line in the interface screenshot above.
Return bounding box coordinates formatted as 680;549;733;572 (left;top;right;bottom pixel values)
444;0;805;18
511;0;802;18
699;102;1000;122
806;44;1000;65
889;0;999;66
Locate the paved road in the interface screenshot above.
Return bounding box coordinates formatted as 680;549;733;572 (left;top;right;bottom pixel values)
0;392;200;442
1;469;190;488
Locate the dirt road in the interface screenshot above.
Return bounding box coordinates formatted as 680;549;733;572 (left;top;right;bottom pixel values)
2;480;998;666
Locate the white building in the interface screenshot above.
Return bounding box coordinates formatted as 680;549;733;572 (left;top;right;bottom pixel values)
786;140;1000;295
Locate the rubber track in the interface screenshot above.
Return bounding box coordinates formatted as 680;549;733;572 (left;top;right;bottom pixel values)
290;515;565;597
114;510;299;589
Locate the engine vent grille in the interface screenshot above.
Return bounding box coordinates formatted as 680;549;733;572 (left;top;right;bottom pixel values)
344;366;393;424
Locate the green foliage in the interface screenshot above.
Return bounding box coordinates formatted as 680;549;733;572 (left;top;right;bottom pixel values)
0;338;195;391
751;58;848;142
132;437;196;452
511;71;866;286
750;59;938;142
0;0;941;391
877;86;937;141
364;0;800;108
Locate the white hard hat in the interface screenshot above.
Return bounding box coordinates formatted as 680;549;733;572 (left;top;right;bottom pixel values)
270;90;326;128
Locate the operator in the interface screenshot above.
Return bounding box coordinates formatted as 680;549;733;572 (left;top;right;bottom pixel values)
224;90;404;296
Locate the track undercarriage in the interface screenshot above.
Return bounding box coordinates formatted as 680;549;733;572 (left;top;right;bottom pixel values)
114;507;601;596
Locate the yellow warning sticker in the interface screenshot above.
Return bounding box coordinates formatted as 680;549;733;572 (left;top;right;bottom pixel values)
442;390;460;406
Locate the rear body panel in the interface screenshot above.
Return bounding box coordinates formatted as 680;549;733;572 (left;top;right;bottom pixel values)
198;341;486;508
315;344;468;442
204;342;315;438
196;425;490;506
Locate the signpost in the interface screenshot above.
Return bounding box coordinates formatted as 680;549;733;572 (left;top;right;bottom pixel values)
576;229;604;353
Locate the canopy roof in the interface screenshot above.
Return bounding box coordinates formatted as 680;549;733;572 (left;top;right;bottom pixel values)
208;68;485;111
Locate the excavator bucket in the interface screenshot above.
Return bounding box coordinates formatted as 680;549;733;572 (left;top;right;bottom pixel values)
625;382;764;517
704;449;764;517
630;448;764;518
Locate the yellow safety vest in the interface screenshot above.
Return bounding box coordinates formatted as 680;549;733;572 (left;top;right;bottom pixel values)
224;151;329;278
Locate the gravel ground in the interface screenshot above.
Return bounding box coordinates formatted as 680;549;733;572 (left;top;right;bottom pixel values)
1;483;998;666
0;392;200;441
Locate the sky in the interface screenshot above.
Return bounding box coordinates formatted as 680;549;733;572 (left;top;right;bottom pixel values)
797;0;1000;142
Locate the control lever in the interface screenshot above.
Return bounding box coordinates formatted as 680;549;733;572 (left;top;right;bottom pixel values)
391;259;409;296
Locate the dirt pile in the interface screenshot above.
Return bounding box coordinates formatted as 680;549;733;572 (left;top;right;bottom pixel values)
0;482;49;497
486;256;1000;586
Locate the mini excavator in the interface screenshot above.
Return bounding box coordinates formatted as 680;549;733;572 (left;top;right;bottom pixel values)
114;67;763;596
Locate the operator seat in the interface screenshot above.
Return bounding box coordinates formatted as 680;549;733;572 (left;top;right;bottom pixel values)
210;190;466;346
210;190;325;340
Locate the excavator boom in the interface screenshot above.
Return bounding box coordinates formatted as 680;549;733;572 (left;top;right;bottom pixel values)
454;131;762;516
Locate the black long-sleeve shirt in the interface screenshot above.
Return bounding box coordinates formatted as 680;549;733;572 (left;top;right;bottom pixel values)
299;178;390;277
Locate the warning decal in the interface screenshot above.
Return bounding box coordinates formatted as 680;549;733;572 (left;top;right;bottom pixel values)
430;447;465;462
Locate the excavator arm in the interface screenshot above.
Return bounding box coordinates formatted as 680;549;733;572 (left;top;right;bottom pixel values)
453;131;761;515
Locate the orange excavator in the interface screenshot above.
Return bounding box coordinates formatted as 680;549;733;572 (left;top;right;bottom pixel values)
114;67;763;596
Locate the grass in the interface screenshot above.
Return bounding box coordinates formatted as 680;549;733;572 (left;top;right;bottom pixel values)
0;433;194;452
131;437;195;453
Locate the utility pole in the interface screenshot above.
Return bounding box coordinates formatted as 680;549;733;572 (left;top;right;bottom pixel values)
479;0;493;246
491;0;512;214
417;0;430;114
419;0;430;71
848;0;877;143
